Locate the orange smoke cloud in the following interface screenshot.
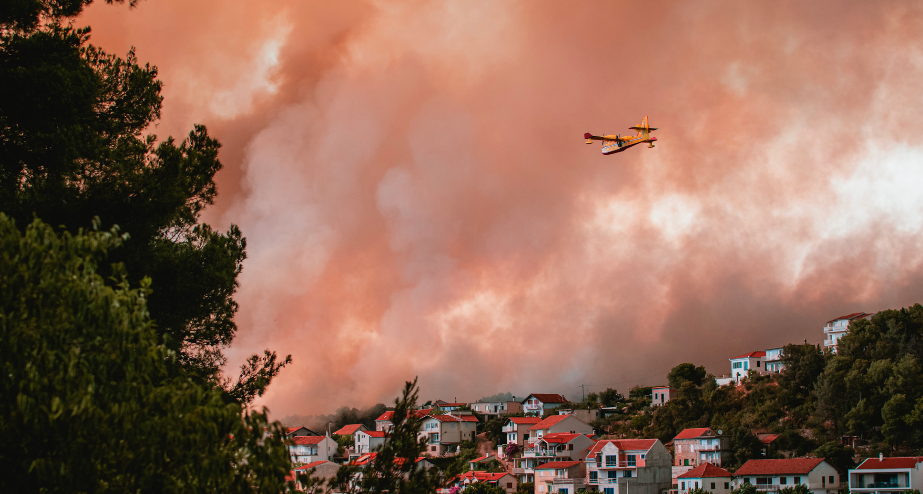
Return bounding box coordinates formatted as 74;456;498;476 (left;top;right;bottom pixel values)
79;1;923;416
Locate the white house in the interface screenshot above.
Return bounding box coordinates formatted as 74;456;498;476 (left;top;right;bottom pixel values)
375;408;433;432
848;455;923;493
355;430;388;455
522;394;569;416
471;401;523;417
652;386;676;407
419;413;479;456
535;460;586;494
824;312;872;352
729;351;766;382
733;458;841;494
289;434;338;465
500;417;542;458
677;463;732;494
584;439;673;494
672;428;731;468
529;414;594;439
514;432;597;483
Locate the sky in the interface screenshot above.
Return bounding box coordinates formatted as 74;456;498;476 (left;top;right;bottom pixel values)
79;0;923;417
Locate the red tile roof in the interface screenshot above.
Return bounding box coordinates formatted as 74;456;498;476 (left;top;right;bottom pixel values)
458;471;512;482
585;439;658;459
731;351;766;360
375;409;432;422
508;417;543;425
376;411;394;421
674;428;713;440
540;432;592;444
428;414;478;423
292;435;327;445
856;457;923;470
735;458;825;475
525;394;568;404
470;454;494;463
529;414;571;430
758;434;780;444
360;430;388;438
295;460;332;470
534;460;582;469
678;463;732;479
826;312;870;324
334;424;366;435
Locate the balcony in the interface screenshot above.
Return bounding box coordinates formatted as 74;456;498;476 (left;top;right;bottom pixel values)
824;339;837;347
525;449;570;458
754;484;781;491
512;468;529;475
597;462;636;468
696;445;720;451
824;326;845;333
867;482;901;489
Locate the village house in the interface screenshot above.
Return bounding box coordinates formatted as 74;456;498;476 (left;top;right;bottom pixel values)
584;438;673;494
557;408;601;423
824;312;873;353
677;463;732;494
286;426;321;438
672;428;731;468
354;430;387;456
289;434;338;465
530;414;594;439
514;432;597;483
729;351;766;382
534;460;587;494
652;386;676;407
292;460;340;489
499;416;542;458
848;455;923;493
452;471;518;494
419;413;479;456
469;454;499;470
733;458;841;494
522;393;569;416
471;401;523;417
334;424;368;436
375;408;433;432
763;348;785;373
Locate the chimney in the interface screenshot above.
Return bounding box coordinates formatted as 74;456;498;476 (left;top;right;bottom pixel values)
880;453;884;461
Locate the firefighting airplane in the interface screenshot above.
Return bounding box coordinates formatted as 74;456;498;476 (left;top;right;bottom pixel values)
584;116;658;155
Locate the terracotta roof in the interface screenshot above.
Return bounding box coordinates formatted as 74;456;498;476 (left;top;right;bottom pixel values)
334;424;365;435
376;409;432;422
376;411;394;421
529;414;571;430
428;414;478;423
292;435;327;445
540;432;591;444
585;439;657;459
826;312;869;324
735;458;825;475
652;385;675;391
295;460;332;470
360;430;388;438
459;471;511;481
731;351;766;360
508;417;542;425
534;460;582;469
524;394;568;404
678;463;732;479
757;434;780;444
856;457;923;470
674;428;713;440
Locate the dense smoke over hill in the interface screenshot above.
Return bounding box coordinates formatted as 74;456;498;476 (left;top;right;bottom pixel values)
80;1;923;416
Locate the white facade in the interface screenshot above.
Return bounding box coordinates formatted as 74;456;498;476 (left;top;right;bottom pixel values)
849;456;923;494
354;430;387;455
652;386;675;407
585;439;673;494
522;394;568;416
824;312;872;352
733;459;841;494
289;435;338;465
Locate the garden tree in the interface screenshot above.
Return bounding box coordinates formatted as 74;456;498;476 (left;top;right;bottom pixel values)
516;482;534;494
687;488;713;494
0;0;287;398
599;388;624;407
732;484;757;494
586;392;599;408
812;441;855;474
668;363;708;389
778;343;826;404
479;416;506;446
628;385;652;404
463;482;506;494
0;216;291;492
330;379;450;494
778;485;810;494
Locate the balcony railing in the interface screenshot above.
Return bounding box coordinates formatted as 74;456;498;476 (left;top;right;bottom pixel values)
597;462;636;468
512;468;529;475
754;484;780;491
824;340;837;346
696;445;720;451
867;482;901;489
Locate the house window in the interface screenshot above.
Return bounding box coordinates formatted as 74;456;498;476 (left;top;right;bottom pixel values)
725;483;730;489
733;362;742;369
624;471;632;478
681;482;686;490
794;477;800;485
627;455;636;466
558;489;567;494
508;483;513;488
780;477;787;485
556;469;565;477
590;472;598;483
711;483;716;489
829;476;834;484
608;472;617;480
684;459;690;466
606;455;617;467
641;455;646;459
756;361;761;367
604;489;615;494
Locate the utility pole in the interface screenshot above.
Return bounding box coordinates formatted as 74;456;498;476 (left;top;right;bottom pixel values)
580;384;586;403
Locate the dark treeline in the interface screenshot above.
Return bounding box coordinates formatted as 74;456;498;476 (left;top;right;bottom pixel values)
591;304;923;472
280;403;389;433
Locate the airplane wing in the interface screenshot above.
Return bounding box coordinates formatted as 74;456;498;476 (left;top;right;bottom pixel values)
628;126;658;131
585;133;629;141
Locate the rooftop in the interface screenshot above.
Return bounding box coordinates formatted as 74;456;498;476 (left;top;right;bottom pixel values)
735;458;825;475
678;463;733;479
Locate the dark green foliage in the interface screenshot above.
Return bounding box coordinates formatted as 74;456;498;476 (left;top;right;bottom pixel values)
464;481;506;494
668;363;708;388
599;388;624;407
282;403;389;433
479;416;506;445
778;485;810;494
0;1;287;398
687;488;713;494
331;379;449;494
516;482;534;494
812;441;855;473
0;216;291;492
732;483;757;494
